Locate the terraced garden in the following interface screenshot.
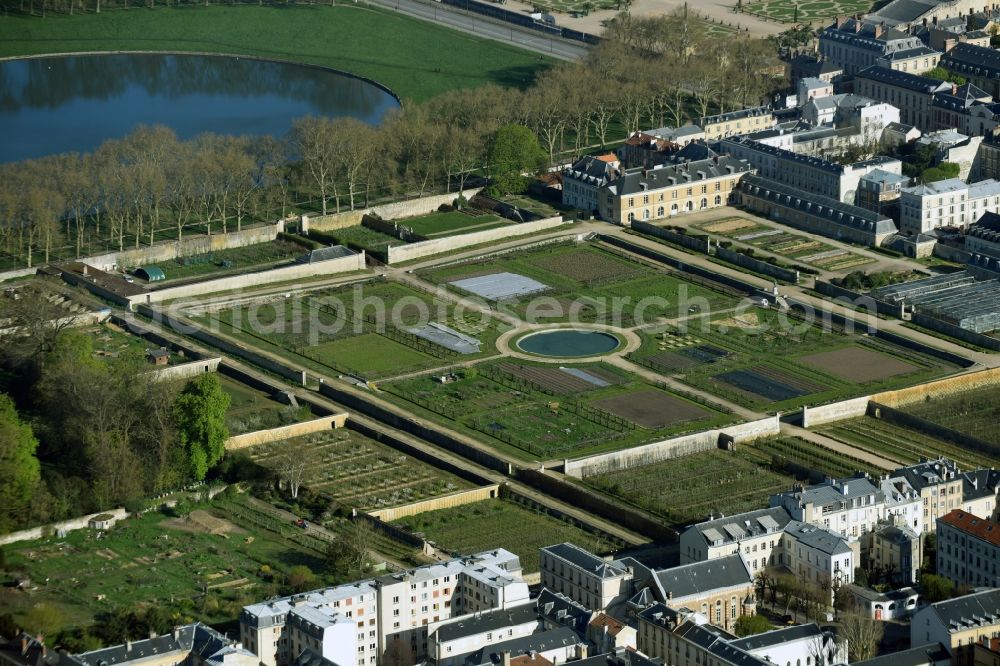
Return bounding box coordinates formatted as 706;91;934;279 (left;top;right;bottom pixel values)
383;360;731;460
818;416;1000;470
220;374;312;435
392;498;623;572
583;437;879;526
420;242;739;325
245;429;473;511
630;310;954;412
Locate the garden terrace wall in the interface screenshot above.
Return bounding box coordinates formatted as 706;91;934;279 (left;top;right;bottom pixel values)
385;216;569;264
128;250;366;306
871;367;1000;408
0;266;40;283
85;223;282;273
0;508;129;547
367;485;500;522
147;357;222;383
562;415;781;478
352;511;426;552
715;246;799;283
910;312;1000;351
225;414;349;450
814;280;902;318
801;396;872;428
304;188;484;232
630;221;711;253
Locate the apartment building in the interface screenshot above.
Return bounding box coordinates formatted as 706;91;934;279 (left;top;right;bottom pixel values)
862;521;923;584
240;549;527;666
538;542;640;611
637;604;844;666
74;624;258;666
855;66;952;131
426;600;538;664
562;154;620;214
771;475;912;539
893;459;967;534
720;136;900;203
911;589;1000;665
899;177;1000;234
941;42;1000;99
699;106;775;141
597;156;751;225
777;521;856;596
650;555;755;633
679;506;792;577
858;168;910;215
937;510;1000;589
819;17;939;76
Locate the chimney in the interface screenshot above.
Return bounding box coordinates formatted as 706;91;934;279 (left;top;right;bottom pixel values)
855;19;863;33
836;14;846;28
125;640;132;653
501;651;511;666
874;22;884;38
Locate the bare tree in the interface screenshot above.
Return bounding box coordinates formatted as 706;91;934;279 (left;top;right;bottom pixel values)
276;448;308;499
839;612;883;662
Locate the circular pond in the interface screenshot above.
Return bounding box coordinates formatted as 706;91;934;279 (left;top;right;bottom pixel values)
516;329;621;358
0;53;399;163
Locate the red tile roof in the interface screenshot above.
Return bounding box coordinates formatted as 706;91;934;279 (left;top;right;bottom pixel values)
939;509;1000;547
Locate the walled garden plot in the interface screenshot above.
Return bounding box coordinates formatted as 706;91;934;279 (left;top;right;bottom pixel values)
383;360;731;460
818;416;1000;470
196;280;504;380
399;211;507;237
583;437;879;526
693;219;872;270
423;242;739;325
153;240;308;283
220;374;312;435
630;310;955;411
901;385;1000;446
245;429;473;511
392;498;622;573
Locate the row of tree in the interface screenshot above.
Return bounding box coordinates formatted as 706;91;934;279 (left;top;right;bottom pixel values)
0;8;787;269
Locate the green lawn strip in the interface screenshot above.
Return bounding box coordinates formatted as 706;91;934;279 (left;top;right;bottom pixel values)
0;5;552;102
392;498;619;573
402;211;502;236
151;240;307;283
307;333;434;376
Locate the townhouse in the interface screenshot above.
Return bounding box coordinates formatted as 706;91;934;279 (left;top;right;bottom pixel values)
854;66;952;131
538;542;640;611
240;549;528;666
819;17;940;76
597;156;752;226
894;459;968;534
911;589;1000;665
699;106;775;141
649;555;756;634
861;521;923;584
678;506;791;577
899;177;1000;234
562;154;620;215
936;510;1000;589
778;521;856;595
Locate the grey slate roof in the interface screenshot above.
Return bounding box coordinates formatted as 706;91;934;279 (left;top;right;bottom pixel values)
76;624;254;666
892;458;960;491
739;174;898;236
869;0;940;25
564;155;619;187
652;554;753;602
941;42;1000;77
856;66;952;94
852;643;951;666
721;136;849;175
455;627;584;666
962;467;1000;501
729;623;823;651
292;648;341;666
784;520;852;556
700;105;771;126
928;588;1000;631
435;602;538;643
542;542;629;579
675;622;768;666
572;648;661;666
688;506;791;547
775;475;883;511
606;156;750;197
536;587;593;633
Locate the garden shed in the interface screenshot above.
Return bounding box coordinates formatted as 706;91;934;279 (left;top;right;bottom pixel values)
135;266;165;282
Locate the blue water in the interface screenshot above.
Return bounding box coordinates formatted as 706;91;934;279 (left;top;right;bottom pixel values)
516;329;620;358
0;53;399;162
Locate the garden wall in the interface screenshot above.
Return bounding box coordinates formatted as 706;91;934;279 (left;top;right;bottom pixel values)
715;246;799;283
801;396;872;428
814;280;900;317
868;402;1000;459
871;367;1000;408
0;266;39;283
385;216;568;264
304;188;484;232
910;313;1000;352
130;250;365;306
147;357;222;382
82;223;283;272
0;508;130;547
630;221;711;253
367;485;500;522
225;414;349;450
562;415;780;478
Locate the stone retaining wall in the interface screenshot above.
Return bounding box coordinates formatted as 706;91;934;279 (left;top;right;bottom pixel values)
304;188;483;231
872;367;1000;408
146;357;222;383
225;414;349;450
801;396;872;428
385;217;568;264
367;485;500;522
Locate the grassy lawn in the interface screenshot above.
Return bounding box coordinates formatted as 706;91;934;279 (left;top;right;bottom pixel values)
0;493;331;631
393;498;623;573
382;359;732;460
219;374;311;435
583;437;880;527
246;429;473;511
402;211;504;237
0;5;552;102
629;309;956;413
307;333;433;376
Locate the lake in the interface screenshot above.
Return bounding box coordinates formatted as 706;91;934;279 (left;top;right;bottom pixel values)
0;53;400;163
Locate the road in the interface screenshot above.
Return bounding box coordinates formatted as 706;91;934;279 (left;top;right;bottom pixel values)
365;0;589;61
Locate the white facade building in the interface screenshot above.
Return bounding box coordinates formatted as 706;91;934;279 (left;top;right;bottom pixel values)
899;178;1000;234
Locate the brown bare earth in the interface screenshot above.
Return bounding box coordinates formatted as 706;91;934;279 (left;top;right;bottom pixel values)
500;364;598;393
162;510;244;536
701;218;756;234
799;347;919;384
593;389;709;429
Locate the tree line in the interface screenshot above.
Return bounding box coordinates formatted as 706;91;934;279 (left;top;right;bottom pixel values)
0;294;231;533
0;8;786;270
